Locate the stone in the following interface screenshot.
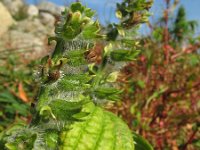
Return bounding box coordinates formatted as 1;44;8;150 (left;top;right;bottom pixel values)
27;5;39;17
39;12;56;27
0;2;15;36
0;1;57;60
0;30;46;60
37;1;64;16
2;0;24;16
16;18;51;38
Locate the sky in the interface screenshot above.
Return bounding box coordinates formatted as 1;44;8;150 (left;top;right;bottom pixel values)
26;0;200;35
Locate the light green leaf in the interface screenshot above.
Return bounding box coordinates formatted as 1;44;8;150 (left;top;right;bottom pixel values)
116;11;122;19
85;8;95;17
82;22;100;39
107;71;119;82
60;104;134;150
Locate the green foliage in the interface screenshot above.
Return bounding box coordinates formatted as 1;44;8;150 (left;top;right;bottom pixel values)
172;6;198;42
1;1;153;149
133;132;153;150
116;2;200;150
54;2;99;41
60;103;134;150
110;49;140;61
0;54;39;131
107;0;153;40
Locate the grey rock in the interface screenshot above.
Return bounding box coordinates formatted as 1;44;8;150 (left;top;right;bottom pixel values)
27;5;39;17
2;0;24;16
39;12;56;27
0;30;46;59
37;1;64;16
16;17;54;38
0;1;58;60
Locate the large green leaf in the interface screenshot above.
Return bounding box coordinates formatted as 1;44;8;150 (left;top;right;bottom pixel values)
60;103;135;150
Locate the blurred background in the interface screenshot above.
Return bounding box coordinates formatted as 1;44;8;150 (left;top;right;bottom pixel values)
0;0;200;149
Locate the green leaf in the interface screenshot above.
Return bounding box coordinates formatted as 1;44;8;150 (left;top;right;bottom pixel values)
66;49;87;66
104;43;113;56
49;99;88;121
94;87;123;101
145;86;168;108
70;2;85;13
116;11;122;19
40;105;56;120
60;104;134;150
133;132;153;150
40;55;49;64
71;11;82;22
0;91;16;103
45;130;59;149
88;63;97;73
5;127;37;150
82;21;100;39
110;49;140;61
117;27;125;36
58;74;92;91
85;8;95;17
72;112;90;119
62;26;80;39
5;143;18;150
137;80;145;88
188;54;200;66
107;71;119;82
192;139;200;148
12;103;29;116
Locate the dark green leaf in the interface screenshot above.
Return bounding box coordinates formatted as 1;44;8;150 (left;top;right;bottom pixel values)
70;2;84;13
94;87;123;101
133;132;153;150
110;49;140;61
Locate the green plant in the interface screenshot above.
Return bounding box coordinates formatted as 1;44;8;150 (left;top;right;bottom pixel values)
112;1;200;149
0;1;153;150
0;54;39;132
171;6;198;43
